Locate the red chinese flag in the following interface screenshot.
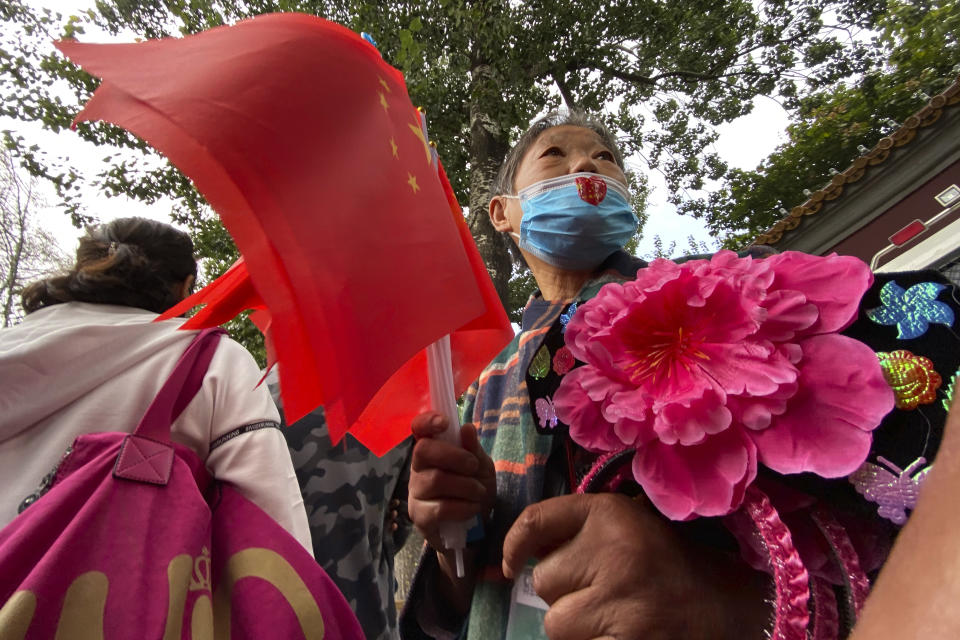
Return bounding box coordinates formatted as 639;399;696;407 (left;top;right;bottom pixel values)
56;13;512;454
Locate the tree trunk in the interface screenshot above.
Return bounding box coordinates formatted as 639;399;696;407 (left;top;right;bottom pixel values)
2;220;26;328
466;63;512;308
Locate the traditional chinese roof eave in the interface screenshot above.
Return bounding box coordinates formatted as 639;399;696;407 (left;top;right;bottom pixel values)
752;75;960;252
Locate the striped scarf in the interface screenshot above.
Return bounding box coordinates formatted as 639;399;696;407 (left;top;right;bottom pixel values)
462;253;647;640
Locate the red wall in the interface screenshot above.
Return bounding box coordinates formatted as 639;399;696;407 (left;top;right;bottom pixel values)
828;160;960;265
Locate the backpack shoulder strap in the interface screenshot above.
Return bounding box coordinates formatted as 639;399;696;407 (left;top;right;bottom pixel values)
133;328;226;442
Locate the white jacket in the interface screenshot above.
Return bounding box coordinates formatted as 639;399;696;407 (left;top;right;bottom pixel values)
0;302;311;552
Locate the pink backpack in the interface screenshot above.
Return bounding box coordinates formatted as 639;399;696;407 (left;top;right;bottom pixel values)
0;329;363;639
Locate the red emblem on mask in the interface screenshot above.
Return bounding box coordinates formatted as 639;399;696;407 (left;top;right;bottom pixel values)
576;176;607;205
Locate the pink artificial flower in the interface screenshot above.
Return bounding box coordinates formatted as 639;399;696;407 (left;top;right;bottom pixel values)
554;251;895;520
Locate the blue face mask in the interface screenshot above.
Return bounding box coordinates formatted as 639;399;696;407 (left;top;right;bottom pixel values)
505;173;638;270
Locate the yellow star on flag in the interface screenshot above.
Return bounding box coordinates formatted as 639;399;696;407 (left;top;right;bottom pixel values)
379;76;391;93
407;121;431;165
390;137;399;158
407;173;420;193
379;91;390;112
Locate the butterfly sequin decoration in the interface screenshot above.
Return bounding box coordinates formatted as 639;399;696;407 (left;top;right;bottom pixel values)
559;302;578;334
529;345;551;380
867;281;955;339
535;396;559;429
849;456;932;525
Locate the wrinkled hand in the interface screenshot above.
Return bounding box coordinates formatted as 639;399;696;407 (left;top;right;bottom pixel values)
502;493;769;640
850;392;960;639
407;411;496;551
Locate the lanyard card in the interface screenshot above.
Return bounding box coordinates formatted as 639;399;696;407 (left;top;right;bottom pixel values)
504;562;550;640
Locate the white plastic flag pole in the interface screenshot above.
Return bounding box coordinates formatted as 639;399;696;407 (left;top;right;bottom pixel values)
426;334;468;578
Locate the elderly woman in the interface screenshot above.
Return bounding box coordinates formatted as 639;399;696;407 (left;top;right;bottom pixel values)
400;112;772;640
0;217;310;550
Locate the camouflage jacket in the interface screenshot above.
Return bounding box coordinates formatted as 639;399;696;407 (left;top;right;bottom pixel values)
267;370;413;640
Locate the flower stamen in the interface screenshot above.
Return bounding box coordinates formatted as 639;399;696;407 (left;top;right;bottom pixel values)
624;326;707;383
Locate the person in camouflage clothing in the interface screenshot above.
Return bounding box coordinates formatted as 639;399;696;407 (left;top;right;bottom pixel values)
267;369;413;640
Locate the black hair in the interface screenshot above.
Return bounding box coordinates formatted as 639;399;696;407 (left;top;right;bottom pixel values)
21;217;197;315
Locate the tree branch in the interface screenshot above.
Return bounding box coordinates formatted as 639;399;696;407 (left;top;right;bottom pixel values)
589;61;761;86
553;72;578;109
729;32;815;68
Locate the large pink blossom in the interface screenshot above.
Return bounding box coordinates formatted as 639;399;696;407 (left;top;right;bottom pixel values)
554;251;894;520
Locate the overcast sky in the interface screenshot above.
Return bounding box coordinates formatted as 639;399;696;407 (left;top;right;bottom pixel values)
10;0;790;257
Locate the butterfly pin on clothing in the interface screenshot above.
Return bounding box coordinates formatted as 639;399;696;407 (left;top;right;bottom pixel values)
535;396;559;430
849;456;932;525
